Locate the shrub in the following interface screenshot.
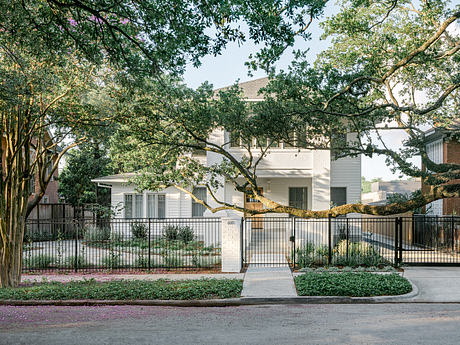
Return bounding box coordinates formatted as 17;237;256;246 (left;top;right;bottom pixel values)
163;225;179;241
332;240;388;267
131;222;148;240
294;242;328;268
83;225;111;242
178;226;194;244
23;254;55;269
295;272;412;297
66;255;87;269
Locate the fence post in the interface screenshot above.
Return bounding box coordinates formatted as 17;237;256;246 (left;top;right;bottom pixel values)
394;217;399;266
148;218;151;270
398;217;403;265
452;215;455;252
74;218;79;273
328;214;332;265
346;217;349;260
293;217;296;268
240;218;244;269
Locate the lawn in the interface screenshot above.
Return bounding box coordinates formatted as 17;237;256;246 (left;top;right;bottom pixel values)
0;279;243;300
294;272;412;297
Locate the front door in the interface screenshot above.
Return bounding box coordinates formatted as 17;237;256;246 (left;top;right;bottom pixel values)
245;188;264;229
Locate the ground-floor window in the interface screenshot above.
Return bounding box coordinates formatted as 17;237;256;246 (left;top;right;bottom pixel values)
124;193;166;218
289;187;308;210
147;194;166;218
330;187;347;207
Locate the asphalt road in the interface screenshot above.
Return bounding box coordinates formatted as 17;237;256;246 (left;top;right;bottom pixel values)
1;304;460;345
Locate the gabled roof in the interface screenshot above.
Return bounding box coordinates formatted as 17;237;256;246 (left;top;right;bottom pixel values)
213;77;269;100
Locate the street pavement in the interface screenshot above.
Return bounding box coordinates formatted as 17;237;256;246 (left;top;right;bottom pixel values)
1;304;460;345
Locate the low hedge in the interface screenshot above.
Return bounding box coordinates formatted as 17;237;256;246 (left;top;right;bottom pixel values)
0;279;243;300
295;272;412;297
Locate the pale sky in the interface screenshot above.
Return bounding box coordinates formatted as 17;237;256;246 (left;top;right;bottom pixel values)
182;7;421;181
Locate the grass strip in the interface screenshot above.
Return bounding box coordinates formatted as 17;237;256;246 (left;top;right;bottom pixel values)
295;272;412;297
0;279;242;300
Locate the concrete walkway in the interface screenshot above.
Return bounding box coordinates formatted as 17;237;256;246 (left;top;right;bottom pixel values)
403;266;460;302
241;255;297;298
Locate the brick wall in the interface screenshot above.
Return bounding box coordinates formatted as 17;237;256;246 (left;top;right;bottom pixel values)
443;139;460;215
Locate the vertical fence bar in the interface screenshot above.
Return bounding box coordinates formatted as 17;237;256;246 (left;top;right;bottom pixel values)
328;214;332;265
394;217;399;266
398;217;403;265
293;217;296;268
240;218;244;269
148;218;151;270
452;215;455;252
346;217;349;260
74;218;78;273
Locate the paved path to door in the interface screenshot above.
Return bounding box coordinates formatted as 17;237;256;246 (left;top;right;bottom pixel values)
241;254;297;297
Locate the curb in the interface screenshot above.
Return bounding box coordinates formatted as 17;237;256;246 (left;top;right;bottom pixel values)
0;280;424;307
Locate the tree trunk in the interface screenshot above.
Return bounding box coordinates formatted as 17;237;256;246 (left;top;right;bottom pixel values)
0;214;26;288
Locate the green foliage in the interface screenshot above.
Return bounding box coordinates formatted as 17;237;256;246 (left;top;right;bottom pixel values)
178;226;195;244
66;255;88;269
163;225;180;241
58;144;113;207
102;251;122;268
131;222;148;240
23;254;55;269
83;225;111;242
295;272;412;297
163;255;184;268
294;242;328;268
135;255;149;269
333;240;389;267
0;279;243;300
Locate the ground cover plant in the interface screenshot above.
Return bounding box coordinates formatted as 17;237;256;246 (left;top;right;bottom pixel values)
0;279;243;300
295;272;412;297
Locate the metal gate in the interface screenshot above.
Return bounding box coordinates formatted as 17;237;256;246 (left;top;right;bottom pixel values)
398;216;460;265
242;215;460;269
242;217;295;267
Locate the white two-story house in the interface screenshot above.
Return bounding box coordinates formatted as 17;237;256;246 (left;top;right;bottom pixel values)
92;78;362;220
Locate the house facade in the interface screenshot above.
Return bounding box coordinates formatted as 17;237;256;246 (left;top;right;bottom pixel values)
93;78;362;220
423;124;460;215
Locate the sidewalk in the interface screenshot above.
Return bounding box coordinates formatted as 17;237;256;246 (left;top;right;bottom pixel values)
241;255;297;298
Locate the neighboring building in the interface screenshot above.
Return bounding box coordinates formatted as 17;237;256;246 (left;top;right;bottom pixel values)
362;179;421;205
423;122;460;215
93;78;361;219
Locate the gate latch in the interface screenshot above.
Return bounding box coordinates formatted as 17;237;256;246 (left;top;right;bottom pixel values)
289;236;295;242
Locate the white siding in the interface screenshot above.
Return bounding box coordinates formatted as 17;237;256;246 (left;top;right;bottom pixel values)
330;155;362;204
111;183;184;218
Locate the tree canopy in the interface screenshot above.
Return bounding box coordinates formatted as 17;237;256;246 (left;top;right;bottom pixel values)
111;0;460;217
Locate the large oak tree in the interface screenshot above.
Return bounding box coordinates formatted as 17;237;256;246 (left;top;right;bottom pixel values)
111;0;460;218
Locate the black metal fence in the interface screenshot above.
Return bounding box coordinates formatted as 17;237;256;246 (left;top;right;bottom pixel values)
243;215;460;268
23;218;221;272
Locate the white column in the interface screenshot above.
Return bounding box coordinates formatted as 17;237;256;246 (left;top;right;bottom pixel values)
221;217;242;272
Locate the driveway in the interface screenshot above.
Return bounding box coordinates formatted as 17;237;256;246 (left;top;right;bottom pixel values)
403;266;460;302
